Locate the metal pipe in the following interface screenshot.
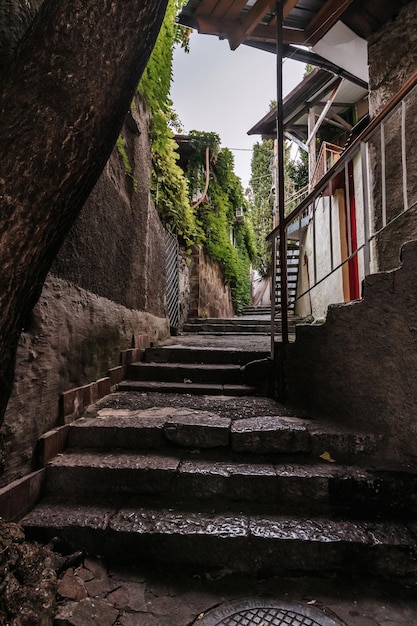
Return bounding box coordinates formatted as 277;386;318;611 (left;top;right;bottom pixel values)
275;0;288;346
380;122;387;228
361;141;371;276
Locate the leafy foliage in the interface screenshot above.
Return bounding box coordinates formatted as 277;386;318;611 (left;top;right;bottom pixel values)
247;134;309;276
247;139;274;277
138;0;198;245
137;6;254;311
186;132;256;313
287;148;308;191
116;135;138;191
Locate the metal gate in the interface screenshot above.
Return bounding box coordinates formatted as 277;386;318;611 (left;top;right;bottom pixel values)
165;228;179;331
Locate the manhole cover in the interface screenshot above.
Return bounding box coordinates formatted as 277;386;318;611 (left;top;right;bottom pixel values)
194;599;345;626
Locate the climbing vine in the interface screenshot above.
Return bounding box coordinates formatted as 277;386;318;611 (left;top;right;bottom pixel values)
186;131;256;313
136;5;256;311
138;0;198;245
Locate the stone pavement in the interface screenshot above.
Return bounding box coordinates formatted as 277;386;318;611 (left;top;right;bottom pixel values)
54;554;417;625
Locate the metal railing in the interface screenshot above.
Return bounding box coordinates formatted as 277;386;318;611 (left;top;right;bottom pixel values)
310;141;343;189
268;69;417;346
165;228;179;331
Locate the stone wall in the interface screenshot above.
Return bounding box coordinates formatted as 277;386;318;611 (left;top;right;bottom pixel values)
52;97;166;316
2;276;168;487
368;1;417;270
284;240;417;464
1;95;170;486
188;247;234;319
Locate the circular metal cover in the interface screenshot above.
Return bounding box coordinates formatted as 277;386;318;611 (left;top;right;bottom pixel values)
194;599;345;626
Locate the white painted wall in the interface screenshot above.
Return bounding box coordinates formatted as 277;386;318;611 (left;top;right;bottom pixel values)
295;153;367;319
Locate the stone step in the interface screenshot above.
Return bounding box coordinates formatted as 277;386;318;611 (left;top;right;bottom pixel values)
68;411;381;460
22;499;417;579
241;307;271;315
41;449;417;515
186;317;281;326
126;362;244;385
182;323;274;334
143;346;269;365
116;380;258;395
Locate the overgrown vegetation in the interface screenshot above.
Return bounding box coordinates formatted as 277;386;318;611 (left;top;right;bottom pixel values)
186;131;256;313
138;0;198;246
136;3;254;312
247;139;274;277
247;130;309;277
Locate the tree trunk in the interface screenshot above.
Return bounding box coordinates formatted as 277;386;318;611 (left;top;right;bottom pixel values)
0;0;167;431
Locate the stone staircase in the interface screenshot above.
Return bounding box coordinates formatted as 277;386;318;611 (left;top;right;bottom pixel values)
21;342;417;581
117;344;269;395
183;314;300;335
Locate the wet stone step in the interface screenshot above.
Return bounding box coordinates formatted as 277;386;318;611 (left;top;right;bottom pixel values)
186;318;282;326
68;411;381;459
21;500;417;578
126;362;244;384
42;450;417;513
143;346;269;365
182;324;274;334
69;408;231;450
116;381;258;396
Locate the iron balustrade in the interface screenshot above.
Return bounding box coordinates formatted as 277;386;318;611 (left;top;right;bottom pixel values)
267;69;417;346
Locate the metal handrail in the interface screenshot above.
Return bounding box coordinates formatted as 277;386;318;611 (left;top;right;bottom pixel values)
267;67;417;244
268;66;417;346
311;141;342;189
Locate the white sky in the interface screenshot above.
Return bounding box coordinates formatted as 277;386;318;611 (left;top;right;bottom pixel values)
171;32;306;188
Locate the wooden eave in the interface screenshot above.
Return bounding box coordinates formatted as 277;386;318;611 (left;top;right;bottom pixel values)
178;0;414;53
247;66;367;139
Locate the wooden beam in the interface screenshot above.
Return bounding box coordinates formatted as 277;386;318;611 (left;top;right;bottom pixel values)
195;0;223;17
196;15;234;36
223;0;248;20
284;131;308;152
307;78;343;145
211;0;238;18
326;109;353;131
323;117;350;131
283;0;301;17
269;0;300;26
228;0;276;50
249;23;306;45
305;0;356;46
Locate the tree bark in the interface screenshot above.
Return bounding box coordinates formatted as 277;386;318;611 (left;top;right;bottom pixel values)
0;0;167;429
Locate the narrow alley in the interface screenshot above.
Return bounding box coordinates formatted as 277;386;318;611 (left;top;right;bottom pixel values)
18;311;417;625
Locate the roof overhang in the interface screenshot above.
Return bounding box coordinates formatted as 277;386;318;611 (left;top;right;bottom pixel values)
247;67;368;139
178;0;413;82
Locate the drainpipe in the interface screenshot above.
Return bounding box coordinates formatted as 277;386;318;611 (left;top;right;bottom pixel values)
273;0;288;399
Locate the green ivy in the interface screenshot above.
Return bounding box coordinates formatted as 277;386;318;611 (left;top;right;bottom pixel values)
138;0;198;246
116;135;138;191
186;132;256;313
136;4;256;311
